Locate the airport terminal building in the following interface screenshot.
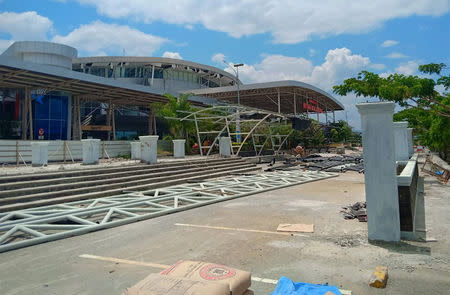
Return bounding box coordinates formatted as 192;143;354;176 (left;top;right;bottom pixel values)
0;41;344;141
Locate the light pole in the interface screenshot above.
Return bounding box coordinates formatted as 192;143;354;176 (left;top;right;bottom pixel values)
223;61;244;143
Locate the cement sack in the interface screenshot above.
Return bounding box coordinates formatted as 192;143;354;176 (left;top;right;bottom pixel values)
122;273;229;295
161;260;251;295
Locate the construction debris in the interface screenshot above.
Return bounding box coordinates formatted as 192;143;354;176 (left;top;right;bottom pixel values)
299;154;364;173
369;266;389;288
421;154;450;184
277;223;314;233
341;202;367;222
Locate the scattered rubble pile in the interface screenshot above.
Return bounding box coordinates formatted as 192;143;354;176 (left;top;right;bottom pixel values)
301;154;364;173
341;201;367;222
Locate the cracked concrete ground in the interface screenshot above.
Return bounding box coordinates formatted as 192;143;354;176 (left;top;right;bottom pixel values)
0;168;449;294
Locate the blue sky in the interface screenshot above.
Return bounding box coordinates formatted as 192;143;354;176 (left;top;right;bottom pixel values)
0;0;449;128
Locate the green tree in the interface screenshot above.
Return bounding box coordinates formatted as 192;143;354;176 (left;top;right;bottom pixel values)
153;93;195;139
333;63;450;161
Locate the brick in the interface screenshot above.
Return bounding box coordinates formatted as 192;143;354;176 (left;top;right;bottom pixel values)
369;266;388;288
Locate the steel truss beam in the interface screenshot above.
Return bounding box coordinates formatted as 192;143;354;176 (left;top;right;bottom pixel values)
0;170;336;253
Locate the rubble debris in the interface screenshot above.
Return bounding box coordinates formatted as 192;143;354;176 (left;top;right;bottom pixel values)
277;223;314;233
299;154;364;173
341;202;367;222
369;266;388;288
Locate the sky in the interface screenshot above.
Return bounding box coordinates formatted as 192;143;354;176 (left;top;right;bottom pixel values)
0;0;449;128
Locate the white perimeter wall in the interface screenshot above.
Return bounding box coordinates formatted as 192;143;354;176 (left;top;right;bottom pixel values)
0;140;132;163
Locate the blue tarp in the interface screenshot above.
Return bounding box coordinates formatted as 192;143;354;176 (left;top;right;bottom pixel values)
269;276;342;295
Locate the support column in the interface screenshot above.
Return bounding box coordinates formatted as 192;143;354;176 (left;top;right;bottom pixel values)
219;137;232;158
106;101;112;140
333;111;335;123
277;88;281;114
28;91;33;140
31;141;49;166
293;92;297;116
140;135;158;164
111;105;116;140
148;106;153;135
393;122;409;161
82;139;100;165
21;88;28;140
173;139;186;158
356;102;400;242
407;128;414;157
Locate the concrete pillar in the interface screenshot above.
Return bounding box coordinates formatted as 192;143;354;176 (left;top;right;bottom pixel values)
407;128;414;157
130;142;141;160
356;102;400;242
140;135;158;164
393;122;409;161
219;137;231;158
81;139;100;165
173;139;186;158
31;142;49;166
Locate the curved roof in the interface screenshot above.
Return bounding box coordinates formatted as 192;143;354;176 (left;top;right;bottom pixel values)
73;56;238;86
183;80;344;114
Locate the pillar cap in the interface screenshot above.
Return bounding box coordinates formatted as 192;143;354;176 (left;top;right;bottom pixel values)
139;135;159;141
172;139;186;143
30;141;49;146
356;102;395;115
81;139;101;142
393;121;408;128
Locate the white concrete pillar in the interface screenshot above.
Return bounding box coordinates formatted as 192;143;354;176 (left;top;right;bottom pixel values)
130;142;141;160
219;137;231;158
393;122;409;161
140;135;158;164
407;128;414;157
356;102;400;242
81;139;100;165
31;142;49;166
173;139;186;158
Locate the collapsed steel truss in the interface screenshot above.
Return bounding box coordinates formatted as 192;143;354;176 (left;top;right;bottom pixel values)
170;106;293;157
0;169;336;253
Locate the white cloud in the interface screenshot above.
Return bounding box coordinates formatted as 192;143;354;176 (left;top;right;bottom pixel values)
52;21;168;56
162;51;182;59
386;52;409;59
0;11;53;52
381;40;399;47
0;11;53;40
212;53;226;64
76;0;449;44
309;49;316;57
395;61;419;75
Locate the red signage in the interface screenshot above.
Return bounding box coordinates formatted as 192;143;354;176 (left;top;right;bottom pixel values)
303;102;323;113
308;99;319;105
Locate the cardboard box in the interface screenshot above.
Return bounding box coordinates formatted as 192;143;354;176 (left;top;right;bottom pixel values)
161;260;251;295
122;273;230;295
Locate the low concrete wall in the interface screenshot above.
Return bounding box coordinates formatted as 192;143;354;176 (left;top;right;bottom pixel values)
0;140;132;164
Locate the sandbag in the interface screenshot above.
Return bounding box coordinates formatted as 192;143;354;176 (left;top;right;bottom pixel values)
122;273;230;295
269;276;341;295
161;260;251;295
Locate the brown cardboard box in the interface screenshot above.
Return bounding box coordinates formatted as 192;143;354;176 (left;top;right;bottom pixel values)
122;273;230;295
161;260;251;295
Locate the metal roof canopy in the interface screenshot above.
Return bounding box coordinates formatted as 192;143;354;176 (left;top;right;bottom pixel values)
183;80;344;115
0;57;168;106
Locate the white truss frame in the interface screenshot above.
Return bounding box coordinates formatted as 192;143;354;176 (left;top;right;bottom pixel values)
0;170;337;253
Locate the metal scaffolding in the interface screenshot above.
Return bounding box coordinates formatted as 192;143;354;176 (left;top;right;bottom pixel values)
0;169;336;253
170;105;293;157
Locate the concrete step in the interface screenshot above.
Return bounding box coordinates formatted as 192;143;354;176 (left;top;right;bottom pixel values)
0;158;248;193
0;165;261;212
0;161;254;199
0;157;244;184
